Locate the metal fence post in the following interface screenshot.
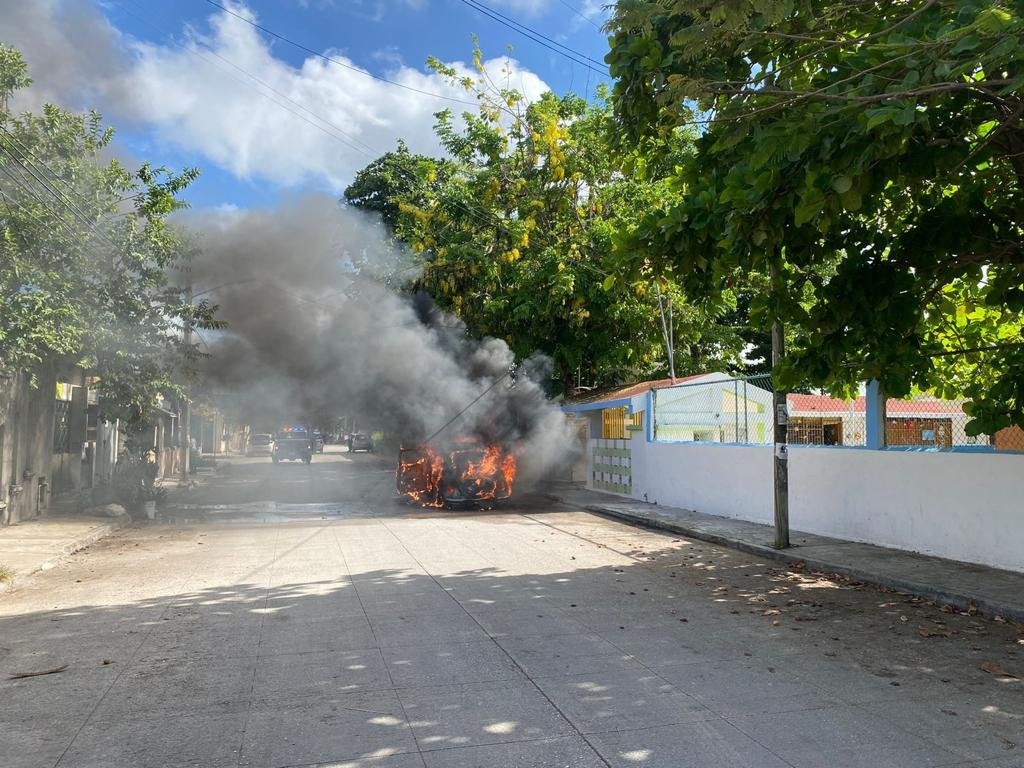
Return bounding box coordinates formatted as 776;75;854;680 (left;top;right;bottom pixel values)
865;380;887;450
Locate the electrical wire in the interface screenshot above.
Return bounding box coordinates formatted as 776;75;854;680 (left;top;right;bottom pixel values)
203;0;482;108
0;128;100;228
0;131;128;254
0;150;111;249
556;0;602;31
422;368;513;444
115;0;529;247
458;0;608;74
0;168;89;247
107;2;611;292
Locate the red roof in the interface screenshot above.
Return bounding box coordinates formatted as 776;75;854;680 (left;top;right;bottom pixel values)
566;376;966;416
787;393;965;416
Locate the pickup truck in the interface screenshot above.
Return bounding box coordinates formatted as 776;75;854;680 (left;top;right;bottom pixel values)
272;429;312;464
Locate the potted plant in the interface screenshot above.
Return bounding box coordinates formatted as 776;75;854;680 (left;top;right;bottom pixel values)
112;451;167;519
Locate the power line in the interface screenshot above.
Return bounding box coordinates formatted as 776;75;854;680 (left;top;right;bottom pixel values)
112;1;608;287
0;166;90;247
423;368;513;444
116;1;522;262
0;131;107;231
0;143;120;252
458;0;608;75
0;127;139;257
556;0;602;31
121;0;605;273
203;0;482;108
115;0;382;159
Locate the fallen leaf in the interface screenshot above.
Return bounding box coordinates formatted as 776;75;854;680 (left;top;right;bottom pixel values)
979;661;1018;679
763;609;781;616
918;627;949;638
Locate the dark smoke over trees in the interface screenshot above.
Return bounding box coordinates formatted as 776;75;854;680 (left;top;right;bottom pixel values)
183;194;576;485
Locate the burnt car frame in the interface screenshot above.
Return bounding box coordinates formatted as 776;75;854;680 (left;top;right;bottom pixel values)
397;440;515;508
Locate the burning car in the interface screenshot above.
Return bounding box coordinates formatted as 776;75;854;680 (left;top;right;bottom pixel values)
397;438;517;508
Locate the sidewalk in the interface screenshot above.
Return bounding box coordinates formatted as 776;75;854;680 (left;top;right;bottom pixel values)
0;513;131;593
548;483;1024;624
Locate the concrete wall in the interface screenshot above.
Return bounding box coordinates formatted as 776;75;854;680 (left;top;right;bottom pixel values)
594;431;1024;573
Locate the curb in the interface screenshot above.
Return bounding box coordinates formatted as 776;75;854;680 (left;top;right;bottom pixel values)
552;496;1024;625
0;514;132;594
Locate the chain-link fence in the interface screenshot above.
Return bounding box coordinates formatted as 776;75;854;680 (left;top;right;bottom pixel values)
651;374;774;445
651;375;1024;452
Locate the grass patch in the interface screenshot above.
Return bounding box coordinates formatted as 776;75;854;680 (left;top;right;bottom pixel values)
0;565;14;584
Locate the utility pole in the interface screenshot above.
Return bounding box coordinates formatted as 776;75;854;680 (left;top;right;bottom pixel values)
770;263;790;548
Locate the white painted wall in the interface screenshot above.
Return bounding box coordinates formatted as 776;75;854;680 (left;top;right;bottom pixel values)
584;396;1024;571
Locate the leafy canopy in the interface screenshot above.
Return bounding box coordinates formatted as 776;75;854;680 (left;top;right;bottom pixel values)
0;45;220;431
607;0;1024;433
347;52;744;392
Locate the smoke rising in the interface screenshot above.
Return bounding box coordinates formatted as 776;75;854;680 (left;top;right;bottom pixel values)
182;193;576;486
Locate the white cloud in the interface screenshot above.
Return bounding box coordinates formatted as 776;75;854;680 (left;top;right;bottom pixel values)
3;1;552;192
488;0;549;15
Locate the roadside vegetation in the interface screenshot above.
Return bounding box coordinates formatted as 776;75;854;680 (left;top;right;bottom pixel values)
349;2;1024;436
605;0;1024;436
0;45;220;433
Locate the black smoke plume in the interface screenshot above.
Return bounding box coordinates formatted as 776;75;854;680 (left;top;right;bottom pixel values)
182;193;576;486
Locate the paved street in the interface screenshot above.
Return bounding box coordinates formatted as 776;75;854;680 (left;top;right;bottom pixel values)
1;446;1022;768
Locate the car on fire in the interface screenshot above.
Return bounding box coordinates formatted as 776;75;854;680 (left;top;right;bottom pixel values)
272;426;313;464
397;438;516;508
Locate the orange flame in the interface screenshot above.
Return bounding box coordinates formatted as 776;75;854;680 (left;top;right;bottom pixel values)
398;439;517;507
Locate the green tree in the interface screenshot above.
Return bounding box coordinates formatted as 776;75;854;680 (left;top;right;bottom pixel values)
348;54;744;392
344;139;457;236
607;0;1024;433
0;45;218;431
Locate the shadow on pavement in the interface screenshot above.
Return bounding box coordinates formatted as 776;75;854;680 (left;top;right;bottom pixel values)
0;513;1021;768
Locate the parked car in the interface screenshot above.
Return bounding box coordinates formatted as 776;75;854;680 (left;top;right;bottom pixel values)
245;433;274;457
348;432;374;453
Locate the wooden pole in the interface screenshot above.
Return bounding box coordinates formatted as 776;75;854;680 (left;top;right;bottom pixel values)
770;263;790;548
771;320;790;548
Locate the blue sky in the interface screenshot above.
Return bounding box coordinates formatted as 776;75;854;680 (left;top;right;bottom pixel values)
2;0;613;210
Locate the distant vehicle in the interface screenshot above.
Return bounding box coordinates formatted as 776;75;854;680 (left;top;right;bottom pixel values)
312;432;325;453
246;433;274;457
348;432;374;453
273;426;312;464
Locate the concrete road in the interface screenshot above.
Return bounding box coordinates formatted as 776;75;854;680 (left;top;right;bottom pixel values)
1;445;1021;768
